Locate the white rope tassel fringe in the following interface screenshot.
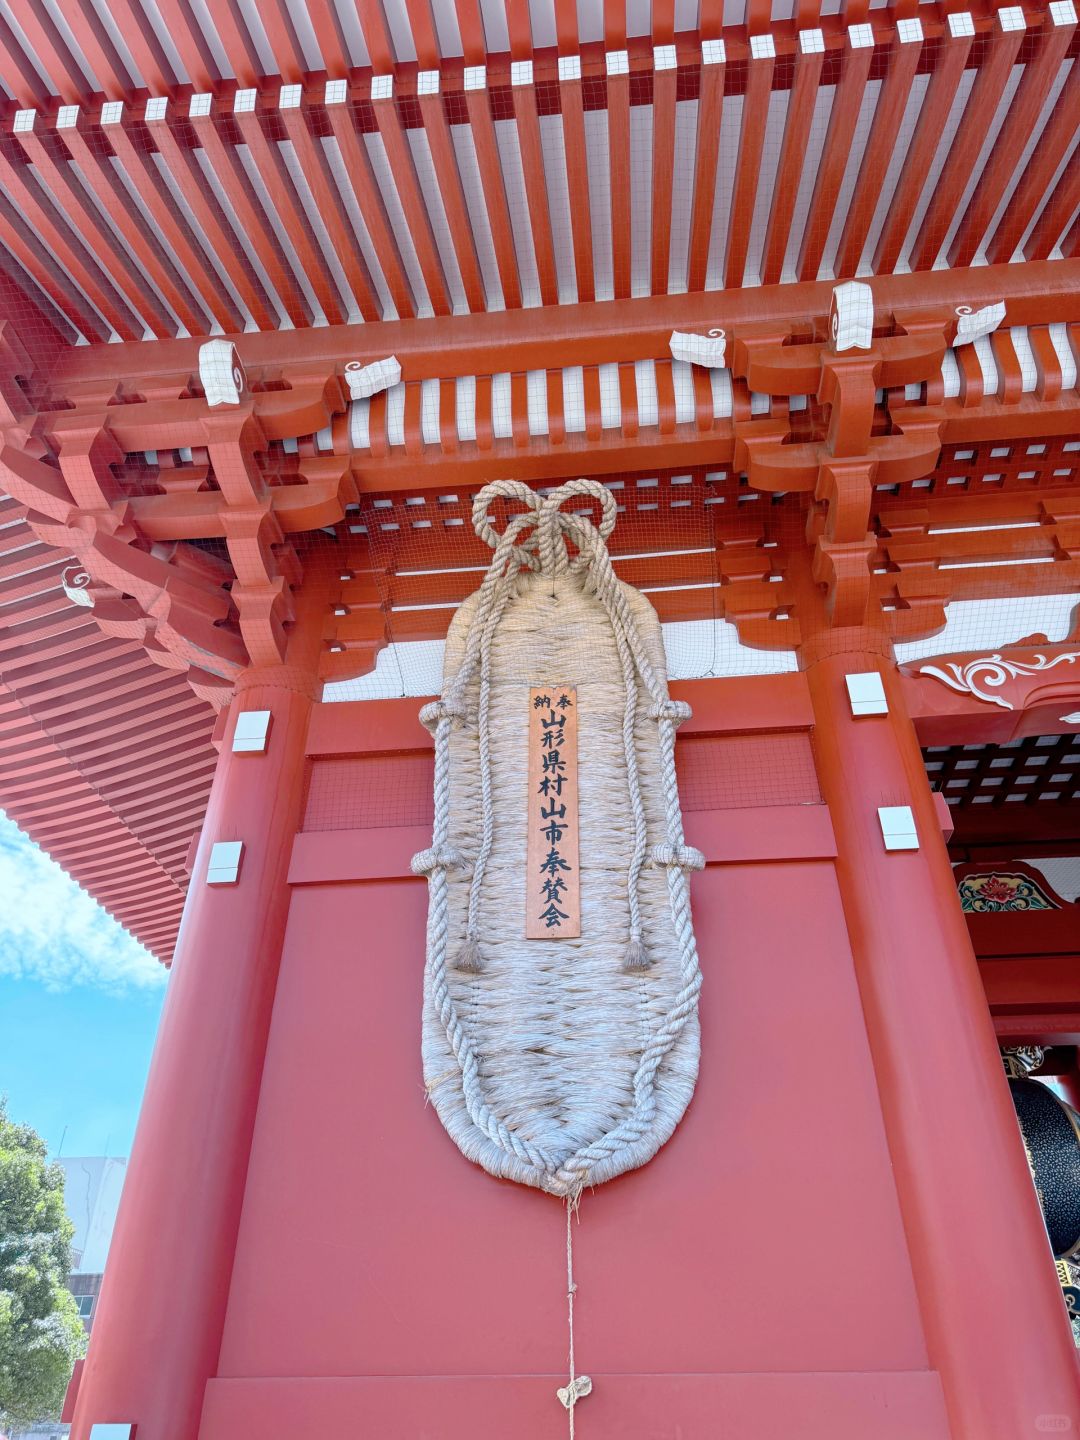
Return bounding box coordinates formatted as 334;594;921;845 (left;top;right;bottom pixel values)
415;478;704;1195
557;1199;591;1432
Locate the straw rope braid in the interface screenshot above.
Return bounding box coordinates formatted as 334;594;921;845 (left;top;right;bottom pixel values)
414;479;703;1195
414;510;557;1174
548;508;703;1192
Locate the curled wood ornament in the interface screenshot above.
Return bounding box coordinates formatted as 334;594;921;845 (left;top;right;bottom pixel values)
412;479;703;1197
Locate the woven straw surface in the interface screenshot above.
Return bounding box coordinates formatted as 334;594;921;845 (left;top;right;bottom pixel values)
421;554;701;1196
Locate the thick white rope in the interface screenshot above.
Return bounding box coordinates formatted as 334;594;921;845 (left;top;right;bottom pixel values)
414;479;703;1196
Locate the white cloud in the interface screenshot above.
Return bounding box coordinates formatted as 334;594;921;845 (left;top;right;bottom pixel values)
0;814;166;993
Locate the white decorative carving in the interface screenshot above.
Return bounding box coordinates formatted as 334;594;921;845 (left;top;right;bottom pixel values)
830;280;874;352
919;652;1080;709
669;329;726;368
198;339;246;405
61;565;93;607
345;355;402;400
954;301;1006;346
1061;711;1080;725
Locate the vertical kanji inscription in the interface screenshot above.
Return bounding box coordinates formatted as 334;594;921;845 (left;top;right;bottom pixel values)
526;685;580;939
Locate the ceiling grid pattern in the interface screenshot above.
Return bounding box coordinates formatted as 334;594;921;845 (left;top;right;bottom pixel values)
0;3;1071;342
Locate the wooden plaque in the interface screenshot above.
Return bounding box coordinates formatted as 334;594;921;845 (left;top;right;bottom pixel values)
525;685;580;939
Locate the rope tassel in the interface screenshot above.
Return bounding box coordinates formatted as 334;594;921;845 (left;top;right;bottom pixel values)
622;935;651;972
453;936;483;974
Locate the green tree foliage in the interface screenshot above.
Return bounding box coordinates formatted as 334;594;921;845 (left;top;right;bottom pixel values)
0;1100;86;1431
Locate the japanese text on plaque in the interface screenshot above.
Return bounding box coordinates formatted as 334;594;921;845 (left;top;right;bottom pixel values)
526;685;580;939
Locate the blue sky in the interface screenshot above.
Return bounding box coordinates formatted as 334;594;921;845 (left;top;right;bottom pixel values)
0;812;166;1158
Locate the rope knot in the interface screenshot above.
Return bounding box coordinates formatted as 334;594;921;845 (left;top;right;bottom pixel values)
648;698;692;727
650;842;705;873
410;844;467;877
419;698;467;733
536;481;618;577
556;1375;592;1411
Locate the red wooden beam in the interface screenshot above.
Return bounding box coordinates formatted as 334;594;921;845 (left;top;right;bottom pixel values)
651;0;674;45
207;0;263;89
303;2;352;79
47;126;201;331
104;0;179;94
511;67;560;306
0;12;48;104
650;46;677;296
873;19;973;274
910;13;1025;271
53;260;1080;388
417;83;487;312
0;142;139;340
463;78;523;309
987;63;1080;265
559;60;595;303
152;0;220;90
258;0;309;84
371;81;453;316
323;93;418;320
725;37;775;290
399;1;441;66
355;0;398;71
949;8;1076;268
687;42;725;292
277;101;382;323
61;0;135;99
189;103;312;327
1024;154;1080;263
797;26;874;281
834;19;923;279
453;0;488;64
602;0;626;50
504;0;532;58
761;32;824;287
233;97;345;326
142;106;272;332
549;0;576;51
14;118;178;339
605;54;632;300
17;1;92;104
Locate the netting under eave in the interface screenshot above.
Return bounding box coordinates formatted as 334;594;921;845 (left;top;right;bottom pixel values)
322;468;807;697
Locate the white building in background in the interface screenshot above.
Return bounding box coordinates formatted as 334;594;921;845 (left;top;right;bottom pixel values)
57;1156;126;1322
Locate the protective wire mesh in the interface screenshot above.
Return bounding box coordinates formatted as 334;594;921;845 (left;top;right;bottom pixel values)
0;13;1074;336
1;3;1079;868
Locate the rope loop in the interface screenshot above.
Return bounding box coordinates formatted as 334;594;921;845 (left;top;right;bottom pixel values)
472;480;542;572
537;479;618;576
470;478;618;579
411;844;467;877
419;698;467;733
648;698;692;726
650;842;706;872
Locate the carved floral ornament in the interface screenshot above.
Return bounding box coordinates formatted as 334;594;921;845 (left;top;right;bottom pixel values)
958;871;1059;912
918;652;1080;711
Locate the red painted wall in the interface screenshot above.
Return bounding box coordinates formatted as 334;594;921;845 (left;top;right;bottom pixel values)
204;850;946;1436
70;670;1079;1440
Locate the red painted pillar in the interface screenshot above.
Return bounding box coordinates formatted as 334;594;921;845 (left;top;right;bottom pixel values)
69;611;322;1440
1055;1058;1080;1113
805;628;1080;1440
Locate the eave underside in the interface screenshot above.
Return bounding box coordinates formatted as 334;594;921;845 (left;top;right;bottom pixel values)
1;1;1079;962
